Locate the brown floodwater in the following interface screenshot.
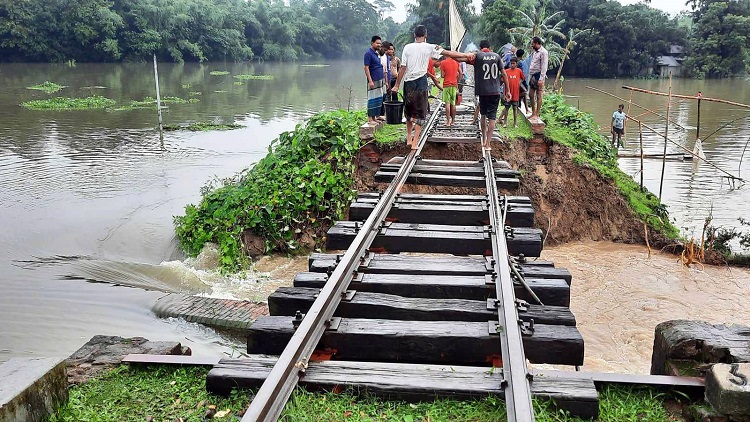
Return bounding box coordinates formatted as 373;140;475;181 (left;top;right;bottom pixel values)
544;241;750;374
1;62;748;364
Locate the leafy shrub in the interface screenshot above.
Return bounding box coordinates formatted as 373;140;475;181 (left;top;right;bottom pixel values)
174;110;365;271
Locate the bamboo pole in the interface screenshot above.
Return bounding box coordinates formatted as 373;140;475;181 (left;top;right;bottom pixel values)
153;54;164;141
659;73;672;200
696;92;702;140
624;89;633;137
639;123;645;189
627;115;743;181
622;85;750;109
585;86;686;131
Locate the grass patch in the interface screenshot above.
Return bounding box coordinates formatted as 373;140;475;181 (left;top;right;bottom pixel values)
210;70;230;75
541;94;679;238
214;90;228;93
164;122;243;131
374;123;406;146
234;74;274;80
174;110;365;271
50;365;247;422
234;81;245;86
189;91;202;96
497;114;533;140
27;81;66;93
51;364;684;421
21;96;115;110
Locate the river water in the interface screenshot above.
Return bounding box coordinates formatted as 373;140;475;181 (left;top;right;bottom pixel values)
1;61;748;369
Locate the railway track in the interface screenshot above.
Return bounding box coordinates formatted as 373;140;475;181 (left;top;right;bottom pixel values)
207;101;596;421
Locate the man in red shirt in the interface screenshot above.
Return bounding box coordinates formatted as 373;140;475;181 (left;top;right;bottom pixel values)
439;51;462;126
499;57;525;128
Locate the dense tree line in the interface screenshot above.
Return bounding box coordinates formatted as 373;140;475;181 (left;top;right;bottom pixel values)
473;0;750;78
0;0;403;62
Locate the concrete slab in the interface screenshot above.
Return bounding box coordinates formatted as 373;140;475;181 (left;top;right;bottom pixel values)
706;363;750;416
0;357;68;422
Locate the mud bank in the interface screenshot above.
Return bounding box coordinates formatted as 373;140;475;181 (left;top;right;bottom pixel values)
544;241;750;374
355;140;649;245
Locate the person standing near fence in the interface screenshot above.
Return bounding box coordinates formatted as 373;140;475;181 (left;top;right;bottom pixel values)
611;104;627;148
364;35;385;124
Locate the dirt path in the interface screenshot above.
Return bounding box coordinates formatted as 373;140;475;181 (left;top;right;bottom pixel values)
543;241;750;374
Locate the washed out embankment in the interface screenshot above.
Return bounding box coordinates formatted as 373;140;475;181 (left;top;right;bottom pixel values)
174;97;678;271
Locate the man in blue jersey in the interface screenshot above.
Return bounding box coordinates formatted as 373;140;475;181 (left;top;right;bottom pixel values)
467;40;511;151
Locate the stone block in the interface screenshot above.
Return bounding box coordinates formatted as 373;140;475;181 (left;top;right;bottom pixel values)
0;357;68;422
529;116;545;135
359;122;376;140
651;320;750;376
706;363;750;416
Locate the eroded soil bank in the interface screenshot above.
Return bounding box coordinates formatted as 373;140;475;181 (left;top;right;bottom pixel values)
356;140;650;246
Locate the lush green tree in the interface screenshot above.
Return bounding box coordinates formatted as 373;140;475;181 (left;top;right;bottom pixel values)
509;1;567;67
683;0;750;77
477;0;518;49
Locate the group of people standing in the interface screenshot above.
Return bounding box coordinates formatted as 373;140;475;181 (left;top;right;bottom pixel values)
364;26;550;151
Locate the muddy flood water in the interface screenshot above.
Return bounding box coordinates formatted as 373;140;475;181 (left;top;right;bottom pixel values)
1;61;748;372
545;241;750;374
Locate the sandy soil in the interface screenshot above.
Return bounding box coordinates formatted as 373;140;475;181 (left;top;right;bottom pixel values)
544;240;750;374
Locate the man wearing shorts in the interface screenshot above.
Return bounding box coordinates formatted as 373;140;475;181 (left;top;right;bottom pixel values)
468;40;510;150
439;49;461;126
528;36;548;119
391;25;473;149
499;57;525;128
612;104;626;148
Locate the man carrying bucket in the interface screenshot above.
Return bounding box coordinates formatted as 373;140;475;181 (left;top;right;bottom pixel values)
391;25;475;150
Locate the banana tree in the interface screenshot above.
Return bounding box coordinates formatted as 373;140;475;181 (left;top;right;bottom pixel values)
553;28;591;91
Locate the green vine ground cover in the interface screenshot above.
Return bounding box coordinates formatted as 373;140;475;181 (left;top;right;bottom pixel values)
174;110;365;271
540;94;679;238
50;364;684;421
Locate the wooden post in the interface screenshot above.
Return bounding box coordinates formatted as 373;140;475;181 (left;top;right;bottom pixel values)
153;54;164;140
696;92;702;141
639;122;644;191
658;73;672;200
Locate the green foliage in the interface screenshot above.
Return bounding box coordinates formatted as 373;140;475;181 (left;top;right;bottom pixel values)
163;122;243;131
496;116;533;140
20;96;116;110
174;110;366;271
477;0;520;50
682;0;750;77
50;365;248;422
27;81;66;93
541;94;678;237
705;217;750;265
209;70;230;75
234;74;274;80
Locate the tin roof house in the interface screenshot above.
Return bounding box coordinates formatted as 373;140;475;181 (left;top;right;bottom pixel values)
656;45;685;78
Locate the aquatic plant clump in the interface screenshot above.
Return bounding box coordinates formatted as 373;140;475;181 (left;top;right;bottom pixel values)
174;110;365;271
163;122;243;131
233;74;274;80
27;81;66;93
209;70;230;75
541;94;678;237
110;96;198;111
21;96;115;110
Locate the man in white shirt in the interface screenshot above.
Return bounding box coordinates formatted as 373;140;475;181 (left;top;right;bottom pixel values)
391;25;474;149
528;36;549;119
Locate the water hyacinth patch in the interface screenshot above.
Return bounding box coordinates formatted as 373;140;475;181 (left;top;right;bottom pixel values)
27;81;66;93
21;96;115;110
233;74;274;80
163;122;243;131
210;70;230;75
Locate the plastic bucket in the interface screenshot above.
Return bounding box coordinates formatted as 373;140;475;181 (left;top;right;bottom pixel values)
383;93;404;125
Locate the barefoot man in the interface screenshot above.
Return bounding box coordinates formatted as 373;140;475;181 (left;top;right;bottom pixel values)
467;40;510;150
391;25;473;149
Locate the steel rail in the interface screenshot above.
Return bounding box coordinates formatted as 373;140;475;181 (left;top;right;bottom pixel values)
242;104;444;422
482;149;535;421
